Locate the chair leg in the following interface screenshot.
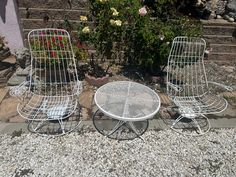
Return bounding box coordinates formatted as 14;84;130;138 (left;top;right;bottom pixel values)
194;115;211;135
171;115;184;129
171;114;211;136
28;120;47;133
58;118;66;134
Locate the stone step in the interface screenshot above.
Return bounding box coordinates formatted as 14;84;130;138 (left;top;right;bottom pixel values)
204;35;236;44
208;52;236;61
201;19;236;27
20;18;91;31
18;7;90;21
17;0;89;10
203;25;236;36
210;44;236;53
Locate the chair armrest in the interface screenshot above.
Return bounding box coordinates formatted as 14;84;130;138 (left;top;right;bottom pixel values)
167;82;183;92
207;81;233;92
73;81;83;96
9;81;30;98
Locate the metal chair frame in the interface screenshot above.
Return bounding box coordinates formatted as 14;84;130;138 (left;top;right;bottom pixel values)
10;28;82;136
166;36;230;135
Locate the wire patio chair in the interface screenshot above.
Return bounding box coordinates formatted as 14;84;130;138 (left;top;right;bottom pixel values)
166;36;231;135
10;28;82;136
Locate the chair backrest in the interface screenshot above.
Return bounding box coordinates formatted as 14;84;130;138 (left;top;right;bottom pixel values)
28;28;78;96
167;36;208;99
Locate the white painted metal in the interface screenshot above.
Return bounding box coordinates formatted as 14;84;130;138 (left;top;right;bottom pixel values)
94;81;161;121
94;81;160;139
12;28;82;136
167;36;228;135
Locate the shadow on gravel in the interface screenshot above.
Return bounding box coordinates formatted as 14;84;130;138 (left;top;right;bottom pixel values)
11;129;24;139
14;168;34;177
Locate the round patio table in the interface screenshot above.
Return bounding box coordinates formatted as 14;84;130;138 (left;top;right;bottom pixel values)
93;81;161;139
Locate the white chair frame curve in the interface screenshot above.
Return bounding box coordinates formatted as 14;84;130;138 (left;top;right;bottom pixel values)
166;36;229;135
10;28;82;136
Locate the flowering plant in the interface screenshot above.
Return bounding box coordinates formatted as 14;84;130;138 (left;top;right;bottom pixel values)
78;0;201;76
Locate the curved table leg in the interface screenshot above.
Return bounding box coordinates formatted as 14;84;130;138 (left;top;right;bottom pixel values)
107;121;126;137
93;109;149;140
127;122;147;140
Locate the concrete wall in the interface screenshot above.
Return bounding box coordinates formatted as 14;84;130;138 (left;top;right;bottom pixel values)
0;0;24;51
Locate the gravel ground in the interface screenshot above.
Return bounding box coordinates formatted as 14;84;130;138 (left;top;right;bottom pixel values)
0;129;235;177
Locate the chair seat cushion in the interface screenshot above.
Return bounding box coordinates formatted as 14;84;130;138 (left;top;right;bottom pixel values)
17;95;77;120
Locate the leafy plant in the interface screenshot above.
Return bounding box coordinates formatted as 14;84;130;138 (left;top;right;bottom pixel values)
73;43;88;61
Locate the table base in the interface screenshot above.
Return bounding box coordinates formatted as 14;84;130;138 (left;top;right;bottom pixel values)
93;109;149;140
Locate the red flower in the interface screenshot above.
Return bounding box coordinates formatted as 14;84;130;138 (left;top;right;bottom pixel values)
51;37;56;43
60;43;64;48
58;36;63;41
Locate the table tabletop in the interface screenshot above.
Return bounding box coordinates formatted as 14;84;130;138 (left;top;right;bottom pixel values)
94;81;161;121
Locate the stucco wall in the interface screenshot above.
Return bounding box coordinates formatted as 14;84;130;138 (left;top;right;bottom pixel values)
0;0;24;51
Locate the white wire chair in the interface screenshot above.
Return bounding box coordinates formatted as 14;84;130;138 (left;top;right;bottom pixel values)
10;28;82;136
166;36;230;135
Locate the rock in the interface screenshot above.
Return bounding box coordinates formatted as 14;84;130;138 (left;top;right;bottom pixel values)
7;74;26;86
15;66;31;76
14;48;30;69
225;0;236;21
1;55;16;64
0;47;11;61
215;0;227;16
8;116;25;123
0;87;9;103
0;68;14;84
222;65;235;73
216;14;223;19
223;14;234;22
0;96;19;122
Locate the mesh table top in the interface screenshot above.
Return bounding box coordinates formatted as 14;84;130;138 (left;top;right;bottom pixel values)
94;81;161;121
